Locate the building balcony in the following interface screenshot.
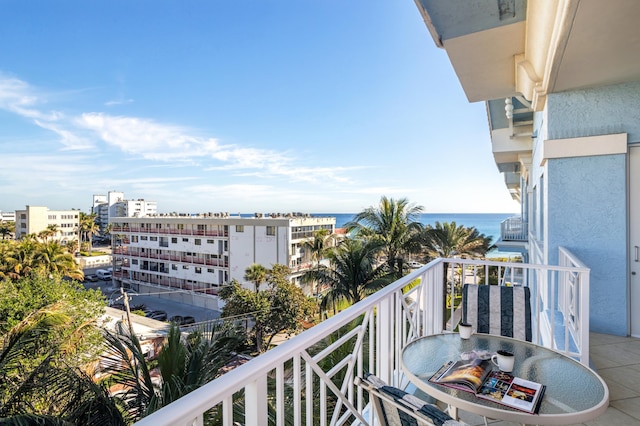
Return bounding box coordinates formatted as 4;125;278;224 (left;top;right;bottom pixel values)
500;216;528;242
131;248;620;426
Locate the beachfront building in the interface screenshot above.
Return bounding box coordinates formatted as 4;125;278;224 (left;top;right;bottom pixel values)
110;213;335;310
413;1;640;337
14;205;80;243
92;191;157;235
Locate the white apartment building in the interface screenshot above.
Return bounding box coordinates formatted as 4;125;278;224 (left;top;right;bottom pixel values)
14;206;80;243
110;213;336;310
0;211;16;222
92;191;157;235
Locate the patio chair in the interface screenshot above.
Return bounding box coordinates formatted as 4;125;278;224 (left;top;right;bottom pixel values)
355;373;467;426
461;284;532;342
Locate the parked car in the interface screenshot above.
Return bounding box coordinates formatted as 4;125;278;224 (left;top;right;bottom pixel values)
96;269;112;280
84;274;99;282
169;315;197;326
406;261;424;269
146;310;167;321
169;315;185;325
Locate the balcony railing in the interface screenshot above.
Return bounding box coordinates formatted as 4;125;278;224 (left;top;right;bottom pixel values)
134;249;589;426
500;216;528;241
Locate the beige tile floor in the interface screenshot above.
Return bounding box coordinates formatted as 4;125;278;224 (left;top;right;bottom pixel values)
458;333;640;426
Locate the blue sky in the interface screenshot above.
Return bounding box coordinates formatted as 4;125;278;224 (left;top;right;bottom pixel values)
0;1;519;215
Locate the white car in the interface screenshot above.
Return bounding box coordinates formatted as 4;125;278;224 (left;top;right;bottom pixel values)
406;261;424;269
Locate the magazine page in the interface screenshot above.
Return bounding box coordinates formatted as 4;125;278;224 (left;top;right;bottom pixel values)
430;359;493;393
478;371;544;413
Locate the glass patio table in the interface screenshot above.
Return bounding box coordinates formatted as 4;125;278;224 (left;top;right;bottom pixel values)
401;333;609;425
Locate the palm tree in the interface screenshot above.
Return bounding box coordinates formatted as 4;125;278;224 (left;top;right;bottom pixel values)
35;240;84;280
0;221;14;240
316;238;394;314
65;238;79;255
0;305;126;425
301;228;333;297
244;263;269;292
421;221;493;318
422;221;493;260
37;224;59;242
2;237;38;280
102;321;243;422
345;196;424;277
80;212;100;254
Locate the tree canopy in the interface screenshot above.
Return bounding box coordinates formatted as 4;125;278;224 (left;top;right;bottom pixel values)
345;196;424;276
220;264;316;353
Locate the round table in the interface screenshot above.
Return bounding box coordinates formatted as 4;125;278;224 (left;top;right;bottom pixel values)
401;333;609;425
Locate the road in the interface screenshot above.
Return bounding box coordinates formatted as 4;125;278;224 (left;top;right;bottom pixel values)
82;266;222;323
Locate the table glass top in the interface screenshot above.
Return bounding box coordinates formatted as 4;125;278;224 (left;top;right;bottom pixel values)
402;333;607;415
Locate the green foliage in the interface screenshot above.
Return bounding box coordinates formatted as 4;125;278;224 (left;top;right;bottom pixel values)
345;196;424;277
421;221;493;260
220;266;318;353
0;305;125;425
317;238;395;314
0;221;14;240
0;239;83;281
0;274;105;336
102;321;243;423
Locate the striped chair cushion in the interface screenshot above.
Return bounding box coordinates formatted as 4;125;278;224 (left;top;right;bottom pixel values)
357;374;466;426
462;284;532;342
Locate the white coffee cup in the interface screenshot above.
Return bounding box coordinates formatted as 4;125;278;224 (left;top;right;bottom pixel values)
459;322;473;339
491;350;515;372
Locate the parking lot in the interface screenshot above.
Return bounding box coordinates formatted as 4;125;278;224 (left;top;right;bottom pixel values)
82;267;222;324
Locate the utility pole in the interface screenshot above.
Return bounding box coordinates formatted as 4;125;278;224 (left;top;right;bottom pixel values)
120;287;140;379
121;287;135;337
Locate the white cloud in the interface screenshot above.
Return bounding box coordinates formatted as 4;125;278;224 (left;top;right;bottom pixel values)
0;74;62;121
105;98;134;106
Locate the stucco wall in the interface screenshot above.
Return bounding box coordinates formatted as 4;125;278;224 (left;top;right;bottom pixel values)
546;154;627;335
547;81;640;143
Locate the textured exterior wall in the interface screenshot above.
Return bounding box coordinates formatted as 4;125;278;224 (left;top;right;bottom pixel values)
547;81;640;143
547;154;627;335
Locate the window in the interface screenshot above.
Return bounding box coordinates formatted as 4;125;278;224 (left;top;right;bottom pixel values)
172;264;178;270
207;268;214;273
182;265;189;270
207;239;214;244
132;259;138;265
182;238;188;242
141;236;148;241
171;237;177;243
236;225;244;232
197;224;206;230
195;267;202;274
266;226;276;236
150;236;157;241
195;239;201;245
131;236;139;242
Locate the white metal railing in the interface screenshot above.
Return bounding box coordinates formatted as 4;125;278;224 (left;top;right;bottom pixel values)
500;216;528;241
134;253;589;426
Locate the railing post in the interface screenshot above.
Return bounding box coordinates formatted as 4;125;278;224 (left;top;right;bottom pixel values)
378;296;393;384
245;376;268;426
580;270;590;366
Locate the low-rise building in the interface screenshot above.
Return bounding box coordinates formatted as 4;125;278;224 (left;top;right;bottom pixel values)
0;211;16;222
14;205;80;243
110;212;336;310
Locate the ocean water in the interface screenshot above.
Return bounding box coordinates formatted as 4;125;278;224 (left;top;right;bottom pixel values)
312;213;517;258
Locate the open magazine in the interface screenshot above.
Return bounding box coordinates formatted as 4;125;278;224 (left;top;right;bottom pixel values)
429;359;546;414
